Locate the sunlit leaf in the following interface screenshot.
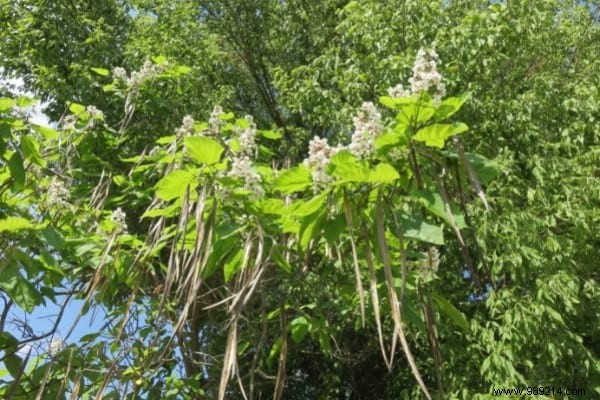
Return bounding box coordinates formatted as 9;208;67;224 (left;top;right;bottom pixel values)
155;169;198;201
274;165;312;193
413;123;468;148
184;136;224;165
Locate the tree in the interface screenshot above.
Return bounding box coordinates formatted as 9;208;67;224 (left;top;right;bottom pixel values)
1;1;599;399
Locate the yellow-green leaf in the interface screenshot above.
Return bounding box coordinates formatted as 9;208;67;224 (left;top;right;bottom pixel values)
413;123;469;148
184;136;224;165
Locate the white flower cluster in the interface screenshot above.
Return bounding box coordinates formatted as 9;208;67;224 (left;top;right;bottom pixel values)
408;48;446;104
47;178;70;208
86;105;103;120
387;83;411;98
177;115;195;136
61;115;77;130
112;60;166;88
48;338;65;356
228;155;264;198
85;105;104;128
349;101;383;159
303;136;341;192
238;115;257;156
387;48;446;105
208;105;224;134
110;207;128;232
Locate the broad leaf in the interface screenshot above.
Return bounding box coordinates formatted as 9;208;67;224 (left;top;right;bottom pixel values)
184;136;224;165
33;124;59;140
411;189;467;229
434;92;471;120
0;98;16;112
7;152;25;187
432;293;469;332
90;67;110;76
397;212;444;245
0;264;44;312
369;163;400;183
155;170;197;201
274;165;312;193
0;217;34;232
413;123;468;148
290;316;311;343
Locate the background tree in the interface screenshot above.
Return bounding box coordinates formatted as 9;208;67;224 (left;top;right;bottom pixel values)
1;0;599;399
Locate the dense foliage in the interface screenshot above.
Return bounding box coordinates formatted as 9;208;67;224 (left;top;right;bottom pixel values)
1;0;599;399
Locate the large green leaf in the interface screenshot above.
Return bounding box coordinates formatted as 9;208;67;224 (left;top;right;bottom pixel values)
4;354;24;378
397;212;444;245
299;209;326;250
90;67;110;76
223;248;243;283
0;217;34;232
465;152;500;184
432;293;469;332
292;193;327;217
7;152;25;187
184;136;224;165
434;92;471;120
290;316;311;343
20;135;46;167
413;123;468;148
274;165;312;193
0;98;16;112
155;170;198;201
397;96;435;126
32;124;59;140
328;151;370;183
0;264;44;312
368;163;400;183
411;189;467;229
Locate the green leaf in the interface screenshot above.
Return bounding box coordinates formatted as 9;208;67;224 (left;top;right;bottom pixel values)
259;130;282;140
379;96;398;110
184;136;224;165
398;213;444;245
155;170;198;201
8;152;25;187
411;189;467;229
20;135;46;167
4;354;24;378
397;98;435;126
0;332;19;352
16;96;38;108
156;135;176;145
224;248;243;282
290;316;310;343
434;92;471;120
328;151;370;183
69;103;86;115
272;247;292;273
0;98;16;112
90;67;110;76
299;209;326;250
293;193;327;217
413;123;468;148
0;264;44;312
369;163;400;183
274;165;312;193
464;152;500;184
32;124;59;140
175;65;192;74
152;55;168;65
432;293;469;332
0;217;34;232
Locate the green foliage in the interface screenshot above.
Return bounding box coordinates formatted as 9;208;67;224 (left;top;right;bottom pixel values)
0;1;599;399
